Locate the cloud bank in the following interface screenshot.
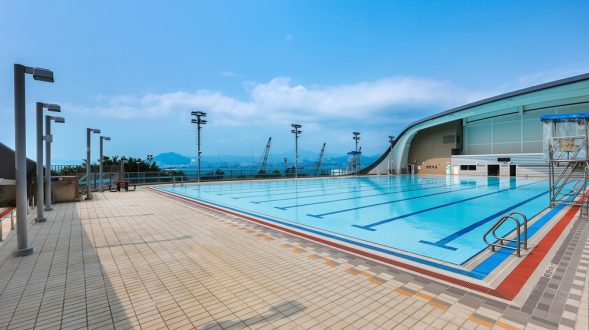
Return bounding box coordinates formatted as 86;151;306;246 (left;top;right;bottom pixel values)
73;75;494;128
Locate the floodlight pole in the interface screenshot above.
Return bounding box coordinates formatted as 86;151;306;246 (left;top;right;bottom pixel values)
13;64;54;257
291;124;302;179
86;128;100;200
388;135;395;175
353;132;361;174
191;111;207;183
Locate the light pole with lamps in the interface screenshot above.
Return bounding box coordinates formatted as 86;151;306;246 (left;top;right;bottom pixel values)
291;124;302;179
13;64;54;256
99;136;111;192
35;102;61;222
353;132;361;173
388;135;395;175
86;128;101;200
191;111;207;183
45;115;65;211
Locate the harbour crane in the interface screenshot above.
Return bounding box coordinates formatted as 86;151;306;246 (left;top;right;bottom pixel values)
315;143;326;175
258;137;272;175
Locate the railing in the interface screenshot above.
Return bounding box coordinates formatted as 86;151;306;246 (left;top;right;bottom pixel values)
67;166;355;187
0;208;16;242
483;211;528;257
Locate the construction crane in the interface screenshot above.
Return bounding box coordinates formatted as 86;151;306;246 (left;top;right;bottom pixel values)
315;143;326;175
258;137;272;175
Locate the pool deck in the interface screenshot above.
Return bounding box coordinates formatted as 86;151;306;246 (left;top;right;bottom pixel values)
0;188;587;329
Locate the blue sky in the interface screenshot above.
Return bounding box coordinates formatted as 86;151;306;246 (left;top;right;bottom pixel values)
1;0;588;164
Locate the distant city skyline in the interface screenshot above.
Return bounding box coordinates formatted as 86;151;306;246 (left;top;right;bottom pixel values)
1;0;588;165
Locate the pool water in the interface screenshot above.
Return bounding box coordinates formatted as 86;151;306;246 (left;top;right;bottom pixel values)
156;176;553;265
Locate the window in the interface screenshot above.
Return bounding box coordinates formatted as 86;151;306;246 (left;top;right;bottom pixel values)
460;165;468;170
460;165;477;171
443;135;457;144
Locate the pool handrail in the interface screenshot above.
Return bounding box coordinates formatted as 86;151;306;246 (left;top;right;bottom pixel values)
483;211;528;257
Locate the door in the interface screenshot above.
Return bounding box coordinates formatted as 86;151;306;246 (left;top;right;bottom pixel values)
510;165;516;177
487;164;500;176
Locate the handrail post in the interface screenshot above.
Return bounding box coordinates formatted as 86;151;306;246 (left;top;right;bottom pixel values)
11;210;15;230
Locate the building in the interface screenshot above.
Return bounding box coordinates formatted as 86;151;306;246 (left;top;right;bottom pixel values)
364;73;589;177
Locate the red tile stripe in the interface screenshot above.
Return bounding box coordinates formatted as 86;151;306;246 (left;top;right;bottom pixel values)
495;202;581;299
0;207;14;219
149;187;580;301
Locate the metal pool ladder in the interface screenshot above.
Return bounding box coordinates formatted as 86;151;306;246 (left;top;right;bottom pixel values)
483;211;528;257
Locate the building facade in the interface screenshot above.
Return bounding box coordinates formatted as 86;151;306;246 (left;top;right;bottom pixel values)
365;73;589;177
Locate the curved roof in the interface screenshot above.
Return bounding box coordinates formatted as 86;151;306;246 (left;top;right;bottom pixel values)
361;72;589;174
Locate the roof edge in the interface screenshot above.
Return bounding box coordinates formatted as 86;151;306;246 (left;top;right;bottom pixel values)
361;72;589;174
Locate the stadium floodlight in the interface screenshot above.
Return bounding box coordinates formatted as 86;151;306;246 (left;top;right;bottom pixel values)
290;124;302;179
45;115;65;211
86;128;101;200
34;102;62;223
191;111;208;183
12;64;55;257
99;136;111;192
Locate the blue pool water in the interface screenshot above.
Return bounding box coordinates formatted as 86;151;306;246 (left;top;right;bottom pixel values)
157;176;553;265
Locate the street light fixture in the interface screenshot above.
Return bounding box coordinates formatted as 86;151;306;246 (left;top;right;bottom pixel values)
35;102;61;223
86;128;101;200
13;64;54;257
99;136;111;192
291;124;302;179
191;111;207;183
44;115;65;211
388;135;395;175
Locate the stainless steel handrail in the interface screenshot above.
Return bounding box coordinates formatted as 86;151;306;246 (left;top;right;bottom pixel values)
483;211;528;257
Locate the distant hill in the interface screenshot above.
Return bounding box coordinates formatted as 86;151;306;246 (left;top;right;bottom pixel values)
154;151;381;168
154;152;192;167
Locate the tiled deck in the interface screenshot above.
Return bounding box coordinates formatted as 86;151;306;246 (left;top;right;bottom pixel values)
0;188;587;329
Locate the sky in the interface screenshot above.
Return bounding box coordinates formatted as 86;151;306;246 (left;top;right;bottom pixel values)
1;0;588;165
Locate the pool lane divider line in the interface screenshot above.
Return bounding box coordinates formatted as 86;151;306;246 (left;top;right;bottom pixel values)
225;176;412;198
249;179;500;202
306;179;508;218
277;177;494;210
419;190;550;251
351;180;545;231
251;178;457;204
274;182;451;209
149;185;579;301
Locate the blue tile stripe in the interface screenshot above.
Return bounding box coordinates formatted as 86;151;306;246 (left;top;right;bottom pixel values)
351;180;544;231
307;179;504;218
419;190;549;252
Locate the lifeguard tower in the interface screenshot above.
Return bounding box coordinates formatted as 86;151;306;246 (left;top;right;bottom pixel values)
540;113;589;210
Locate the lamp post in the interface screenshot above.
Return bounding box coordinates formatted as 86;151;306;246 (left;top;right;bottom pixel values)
388;135;395;175
86;128;101;200
353;132;361;173
13;64;54;257
291;124;302;179
35;103;61;223
191;111;207;183
99;136;111;192
45;115;65;211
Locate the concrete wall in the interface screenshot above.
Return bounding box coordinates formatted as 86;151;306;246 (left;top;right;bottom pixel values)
407;120;461;175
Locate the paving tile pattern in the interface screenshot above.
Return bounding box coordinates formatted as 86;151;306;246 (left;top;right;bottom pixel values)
0;188;586;329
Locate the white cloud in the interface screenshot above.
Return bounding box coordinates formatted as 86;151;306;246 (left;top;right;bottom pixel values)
72;75;491;126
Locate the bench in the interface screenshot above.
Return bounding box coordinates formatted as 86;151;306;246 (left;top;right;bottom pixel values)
109;181;136;192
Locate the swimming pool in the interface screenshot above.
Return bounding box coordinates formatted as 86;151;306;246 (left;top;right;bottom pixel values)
155;175;557;266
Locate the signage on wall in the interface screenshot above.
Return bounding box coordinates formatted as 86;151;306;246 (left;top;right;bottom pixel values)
497;157;511;162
